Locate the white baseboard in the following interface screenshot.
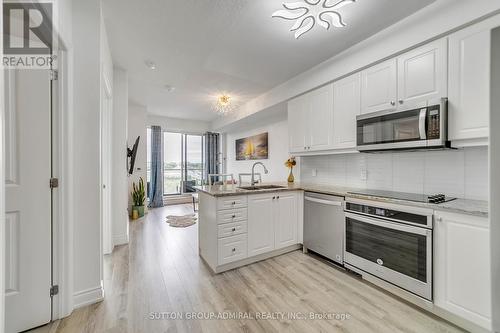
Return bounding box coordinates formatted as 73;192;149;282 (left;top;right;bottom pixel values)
73;286;104;309
113;233;129;246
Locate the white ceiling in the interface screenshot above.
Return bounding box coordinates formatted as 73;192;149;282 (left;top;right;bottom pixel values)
102;0;435;122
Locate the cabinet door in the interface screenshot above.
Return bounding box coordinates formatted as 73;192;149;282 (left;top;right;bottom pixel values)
308;84;334;151
247;194;275;257
274;192;298;249
434;211;491;330
288;95;308;153
361;59;397;114
397;38;448;109
333;73;361;149
448;17;499;142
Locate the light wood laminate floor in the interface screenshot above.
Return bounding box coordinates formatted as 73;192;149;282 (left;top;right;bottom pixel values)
31;204;464;333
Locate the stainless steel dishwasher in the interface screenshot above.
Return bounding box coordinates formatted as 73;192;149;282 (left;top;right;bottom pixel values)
303;192;345;265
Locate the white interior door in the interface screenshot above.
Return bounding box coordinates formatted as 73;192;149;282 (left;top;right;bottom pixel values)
101;74;113;255
5;69;52;332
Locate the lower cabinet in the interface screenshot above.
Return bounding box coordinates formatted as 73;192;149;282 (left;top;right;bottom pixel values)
247;194;275;257
434;211;491;330
248;191;299;257
274;192;298;249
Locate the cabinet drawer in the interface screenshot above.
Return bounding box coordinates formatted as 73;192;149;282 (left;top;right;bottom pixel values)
217;208;247;224
218;234;247;265
218;221;247;238
217;196;247;210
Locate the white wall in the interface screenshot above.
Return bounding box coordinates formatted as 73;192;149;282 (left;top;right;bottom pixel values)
490;26;500;333
112;68;129;246
213;0;500;130
300;147;489;201
147;115;210;134
128;104;147;210
72;0;103;308
0;3;5;331
225;112;292;184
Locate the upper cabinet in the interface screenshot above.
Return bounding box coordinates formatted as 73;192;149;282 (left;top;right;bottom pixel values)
361;59;397;114
308;84;335;151
288;84;334;153
397;38;448;109
288;95;308;153
333;73;361;150
448;16;500;146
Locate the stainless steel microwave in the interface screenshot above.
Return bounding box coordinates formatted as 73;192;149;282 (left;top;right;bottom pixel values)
356;98;449;152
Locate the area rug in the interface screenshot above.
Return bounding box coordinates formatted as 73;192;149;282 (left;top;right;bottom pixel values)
166;214;197;227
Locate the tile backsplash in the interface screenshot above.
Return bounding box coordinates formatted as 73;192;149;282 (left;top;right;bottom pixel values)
300;147;489;201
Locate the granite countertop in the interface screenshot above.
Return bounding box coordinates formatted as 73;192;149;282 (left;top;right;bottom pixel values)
195;182;488;218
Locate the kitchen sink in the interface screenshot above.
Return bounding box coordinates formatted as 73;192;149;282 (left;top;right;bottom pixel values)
238;185;287;191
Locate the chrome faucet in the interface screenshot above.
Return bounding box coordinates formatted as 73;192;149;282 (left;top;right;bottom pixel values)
251;162;269;186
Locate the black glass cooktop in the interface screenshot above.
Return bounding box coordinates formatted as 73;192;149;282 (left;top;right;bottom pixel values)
348;189;456;204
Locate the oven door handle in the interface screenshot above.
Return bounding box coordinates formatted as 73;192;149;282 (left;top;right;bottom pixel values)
345;212;430;236
419;108;427;140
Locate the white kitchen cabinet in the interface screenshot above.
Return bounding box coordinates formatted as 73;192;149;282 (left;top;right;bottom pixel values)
247;194;276;257
397;38;448;109
248;191;300;256
274;192;298;249
308;84;334;151
333;73;361;149
287;84;334;153
361;59;397;114
288;94;308;152
448;16;500;146
434;211;491;330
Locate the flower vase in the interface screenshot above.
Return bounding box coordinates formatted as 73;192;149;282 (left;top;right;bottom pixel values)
287;167;295;183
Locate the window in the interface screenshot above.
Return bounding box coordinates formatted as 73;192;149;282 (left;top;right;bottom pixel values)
146;129;205;196
164;132;183;195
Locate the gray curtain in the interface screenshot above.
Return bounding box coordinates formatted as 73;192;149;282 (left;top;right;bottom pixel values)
203;132;220;185
149;126;164;207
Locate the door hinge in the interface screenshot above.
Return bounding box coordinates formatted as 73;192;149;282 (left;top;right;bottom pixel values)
50;70;58;81
49;178;59;188
50;285;59;297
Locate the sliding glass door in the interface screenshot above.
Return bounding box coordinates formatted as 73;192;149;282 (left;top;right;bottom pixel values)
184;134;204;192
161;132;204;195
163;132;183;195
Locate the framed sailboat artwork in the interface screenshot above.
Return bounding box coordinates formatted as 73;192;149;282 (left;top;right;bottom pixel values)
235;132;268;160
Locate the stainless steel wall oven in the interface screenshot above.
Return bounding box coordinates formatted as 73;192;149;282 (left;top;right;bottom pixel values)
344;198;434;300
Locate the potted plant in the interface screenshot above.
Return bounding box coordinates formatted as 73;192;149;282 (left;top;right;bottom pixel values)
285;157;297;183
131;177;146;218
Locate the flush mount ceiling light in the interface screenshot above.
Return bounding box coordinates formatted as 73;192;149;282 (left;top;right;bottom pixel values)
211;94;236;116
272;0;356;39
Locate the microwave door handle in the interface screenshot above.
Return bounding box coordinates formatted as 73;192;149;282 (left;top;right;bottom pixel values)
419;109;427;140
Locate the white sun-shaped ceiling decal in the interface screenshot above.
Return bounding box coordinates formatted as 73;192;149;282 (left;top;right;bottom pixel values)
272;0;356;39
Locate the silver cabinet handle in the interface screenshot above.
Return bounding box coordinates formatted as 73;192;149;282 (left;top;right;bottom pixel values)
232;248;236;252
399;99;404;104
232;227;236;232
390;101;395;106
272;196;276;200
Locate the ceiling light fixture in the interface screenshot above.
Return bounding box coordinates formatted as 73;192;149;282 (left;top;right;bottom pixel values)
272;0;356;39
145;60;156;70
211;94;236;116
